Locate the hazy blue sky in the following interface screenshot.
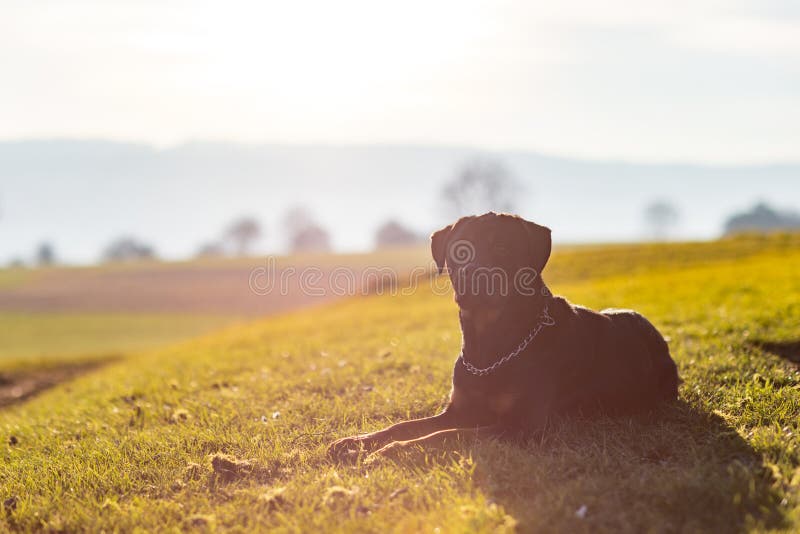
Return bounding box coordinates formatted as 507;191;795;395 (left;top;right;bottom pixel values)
2;0;798;164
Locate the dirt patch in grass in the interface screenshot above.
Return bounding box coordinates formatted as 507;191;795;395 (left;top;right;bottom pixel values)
207;453;274;484
0;360;109;408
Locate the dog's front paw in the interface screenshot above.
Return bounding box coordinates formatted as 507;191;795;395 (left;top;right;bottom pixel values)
366;440;409;463
327;435;375;458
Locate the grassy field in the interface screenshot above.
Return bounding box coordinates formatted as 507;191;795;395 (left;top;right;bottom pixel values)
0;313;237;363
0;246;433;317
1;237;800;532
0;269;37;290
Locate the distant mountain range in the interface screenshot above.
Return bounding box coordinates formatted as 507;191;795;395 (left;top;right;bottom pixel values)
1;139;798;264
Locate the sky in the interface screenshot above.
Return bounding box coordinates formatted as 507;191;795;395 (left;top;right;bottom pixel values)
1;0;799;165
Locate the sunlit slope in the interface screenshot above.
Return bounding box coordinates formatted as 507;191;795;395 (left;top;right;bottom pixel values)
0;313;237;362
0;246;432;368
2;238;800;532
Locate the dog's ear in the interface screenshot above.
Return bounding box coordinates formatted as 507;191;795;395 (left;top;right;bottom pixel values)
520;219;552;274
430;224;453;275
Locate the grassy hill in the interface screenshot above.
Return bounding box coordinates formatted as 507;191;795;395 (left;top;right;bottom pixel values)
0;247;433;367
1;236;800;531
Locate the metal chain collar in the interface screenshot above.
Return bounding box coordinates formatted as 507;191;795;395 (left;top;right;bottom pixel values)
458;304;556;377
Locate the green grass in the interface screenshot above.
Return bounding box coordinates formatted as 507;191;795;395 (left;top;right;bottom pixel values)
0;313;238;368
546;231;800;284
2;238;800;532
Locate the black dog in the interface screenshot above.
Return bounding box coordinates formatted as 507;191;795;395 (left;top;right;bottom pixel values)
329;212;679;459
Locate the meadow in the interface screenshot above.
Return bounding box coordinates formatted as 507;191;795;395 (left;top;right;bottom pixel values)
1;235;800;532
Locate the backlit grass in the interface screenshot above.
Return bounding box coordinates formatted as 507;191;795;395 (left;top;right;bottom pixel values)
1;238;800;532
0;313;238;366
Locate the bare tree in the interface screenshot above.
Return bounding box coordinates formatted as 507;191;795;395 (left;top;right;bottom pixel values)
644;200;680;240
282;207;313;236
195;241;225;259
224;217;262;256
102;237;156;263
36;242;56;266
441;158;521;218
374;219;422;248
282;206;331;253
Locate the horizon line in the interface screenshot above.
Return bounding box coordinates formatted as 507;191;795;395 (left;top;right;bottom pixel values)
2;136;799;169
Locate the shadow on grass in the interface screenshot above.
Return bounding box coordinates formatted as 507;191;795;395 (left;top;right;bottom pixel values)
751;339;800;364
0;356;117;409
413;400;786;533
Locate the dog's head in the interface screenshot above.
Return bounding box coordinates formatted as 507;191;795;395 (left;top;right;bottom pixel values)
430;212;551;311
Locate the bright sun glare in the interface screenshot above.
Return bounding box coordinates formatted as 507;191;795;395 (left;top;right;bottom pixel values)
1;0;798;161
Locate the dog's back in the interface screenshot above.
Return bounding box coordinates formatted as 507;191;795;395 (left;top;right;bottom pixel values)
602;308;679;403
552;302;679;416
